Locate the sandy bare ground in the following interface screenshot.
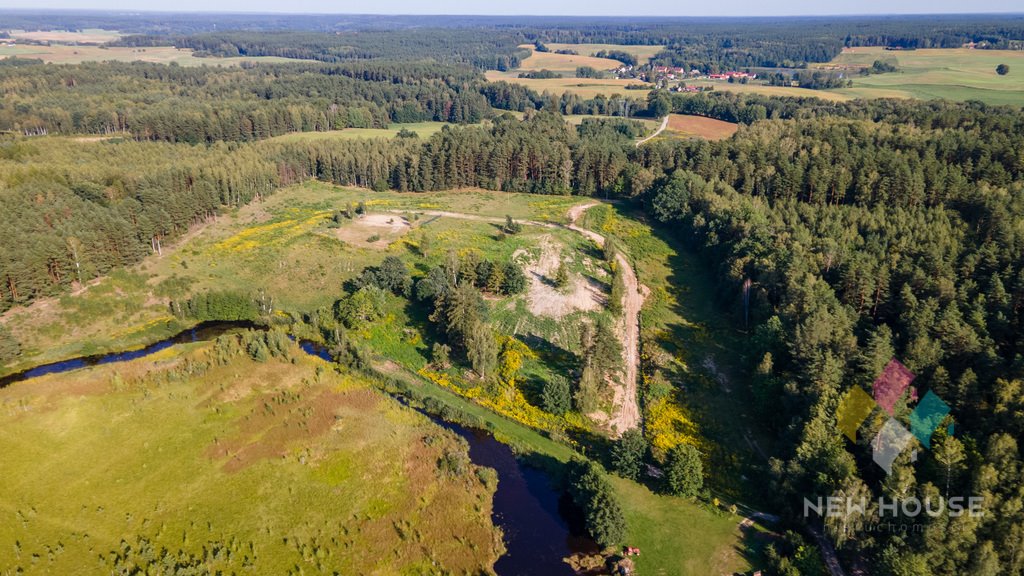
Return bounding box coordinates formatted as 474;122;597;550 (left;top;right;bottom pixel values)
514;236;605;319
392;204;644;434
566;204;645;435
336;213;411;249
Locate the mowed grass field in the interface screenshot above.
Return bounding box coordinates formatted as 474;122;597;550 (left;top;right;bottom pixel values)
685;80;852;101
0;342;501;574
815;47;1024;105
268;122;466;142
486;69;651;98
663;113;739;140
0;43;309;66
546;43;666;66
515;44;623;75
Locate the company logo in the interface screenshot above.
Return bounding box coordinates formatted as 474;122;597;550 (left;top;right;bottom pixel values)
836;358;953;475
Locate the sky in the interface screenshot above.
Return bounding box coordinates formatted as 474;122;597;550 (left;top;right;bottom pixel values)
1;0;1021;17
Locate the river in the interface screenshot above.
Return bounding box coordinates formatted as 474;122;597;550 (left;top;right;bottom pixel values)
0;322;592;575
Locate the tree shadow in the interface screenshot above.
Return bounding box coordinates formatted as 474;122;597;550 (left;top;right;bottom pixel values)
613;203;776;509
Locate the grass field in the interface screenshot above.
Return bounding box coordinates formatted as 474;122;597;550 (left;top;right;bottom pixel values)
815;46;1024;105
516;44;623;75
268;122;468;142
687;80;853;101
545;43;666;67
0;43;308;66
486;69;651;98
8;28;122;44
663;114;739;140
0;342;501;574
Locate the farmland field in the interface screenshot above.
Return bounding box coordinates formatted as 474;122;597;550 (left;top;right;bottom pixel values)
516;44;624;75
0;43;309;66
486;69;651;98
9;28;121;44
817;46;1024;105
268;122;469;142
0;341;502;574
684;80;852;100
545;43;666;66
663;114;739;140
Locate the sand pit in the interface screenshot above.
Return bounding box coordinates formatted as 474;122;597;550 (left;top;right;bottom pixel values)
516;235;606;319
335;213;411;249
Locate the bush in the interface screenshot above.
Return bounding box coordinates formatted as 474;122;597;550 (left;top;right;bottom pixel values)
335;285;387;328
542;374;572;414
566;459;627;548
431;342;451;369
610;428;647;480
665;444;703;497
356;256;412;296
554;262;570;288
503;215;522;234
172;290;259;321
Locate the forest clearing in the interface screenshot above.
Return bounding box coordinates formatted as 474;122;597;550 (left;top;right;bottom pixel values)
0;182;762;575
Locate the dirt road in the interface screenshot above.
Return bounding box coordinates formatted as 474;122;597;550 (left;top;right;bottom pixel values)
566;203;643;435
635;116;668;147
390;204;644;434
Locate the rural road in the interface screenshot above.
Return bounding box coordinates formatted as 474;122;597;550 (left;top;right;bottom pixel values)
635;116;669;147
387;203;644;435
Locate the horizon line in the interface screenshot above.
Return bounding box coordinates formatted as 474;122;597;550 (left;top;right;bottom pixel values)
2;8;1024;18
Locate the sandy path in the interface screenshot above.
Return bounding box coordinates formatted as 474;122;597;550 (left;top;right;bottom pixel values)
566;204;644;435
391;204;644;434
635;116;668;147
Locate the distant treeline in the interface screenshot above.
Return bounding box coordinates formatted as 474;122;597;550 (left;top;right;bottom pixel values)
524;15;1024;70
110;29;530;71
0;59;493;141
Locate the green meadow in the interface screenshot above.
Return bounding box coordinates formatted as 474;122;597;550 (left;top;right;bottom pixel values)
821;47;1024;105
0;342;501;574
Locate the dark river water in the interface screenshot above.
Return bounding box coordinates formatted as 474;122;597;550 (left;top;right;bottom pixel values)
0;322;591;575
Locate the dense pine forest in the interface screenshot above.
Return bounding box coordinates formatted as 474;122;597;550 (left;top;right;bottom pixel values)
3;12;1024;575
0;59;493;140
